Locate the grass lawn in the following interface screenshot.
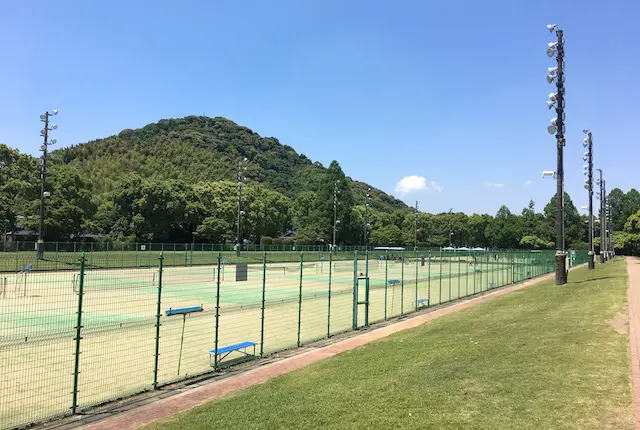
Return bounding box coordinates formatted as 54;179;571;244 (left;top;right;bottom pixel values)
146;259;633;430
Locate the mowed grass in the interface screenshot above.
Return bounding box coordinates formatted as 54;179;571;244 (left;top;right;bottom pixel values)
146;259;633;430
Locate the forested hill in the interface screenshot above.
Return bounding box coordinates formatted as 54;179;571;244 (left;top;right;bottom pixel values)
52;115;406;209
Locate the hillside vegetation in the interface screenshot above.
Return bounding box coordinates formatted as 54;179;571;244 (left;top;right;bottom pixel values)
1;116;639;252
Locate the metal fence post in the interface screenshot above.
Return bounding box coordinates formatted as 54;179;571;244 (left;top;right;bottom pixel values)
400;255;404;315
352;250;358;330
297;253;303;347
153;253;164;389
415;251;418;311
384;255;388;320
71;253;86;414
439;250;443;304
327;252;333;337
427;251;431;306
457;252;461;298
260;253;266;357
213;253;221;370
448;254;452;301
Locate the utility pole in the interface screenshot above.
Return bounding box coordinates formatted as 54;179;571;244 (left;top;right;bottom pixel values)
582;130;595;269
546;24;566;285
236;158;248;256
37;110;59;260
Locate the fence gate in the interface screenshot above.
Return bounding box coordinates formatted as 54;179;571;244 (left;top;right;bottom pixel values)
353;251;370;329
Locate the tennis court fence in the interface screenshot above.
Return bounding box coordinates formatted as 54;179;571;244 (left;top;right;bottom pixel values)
0;248;587;429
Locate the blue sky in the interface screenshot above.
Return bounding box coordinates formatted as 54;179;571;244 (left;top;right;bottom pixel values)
1;0;638;215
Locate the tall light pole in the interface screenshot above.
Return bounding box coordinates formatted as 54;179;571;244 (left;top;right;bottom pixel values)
332;181;340;252
608;198;615;257
414;200;419;251
37;110;58;260
364;187;371;249
596;169;605;263
546;24;566;285
236;157;248;256
582;130;595;269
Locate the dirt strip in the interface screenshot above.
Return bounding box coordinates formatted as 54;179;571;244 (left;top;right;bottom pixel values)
626;257;640;429
78;271;558;430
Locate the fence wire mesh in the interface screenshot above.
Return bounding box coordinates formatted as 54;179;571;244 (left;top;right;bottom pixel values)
0;247;582;429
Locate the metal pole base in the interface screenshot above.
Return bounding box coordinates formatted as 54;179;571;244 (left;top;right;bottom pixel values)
587;251;595;270
599;252;605;264
36;241;44;261
555;251;567;285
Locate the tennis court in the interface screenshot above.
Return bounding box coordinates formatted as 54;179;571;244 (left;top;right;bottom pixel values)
0;251;552;429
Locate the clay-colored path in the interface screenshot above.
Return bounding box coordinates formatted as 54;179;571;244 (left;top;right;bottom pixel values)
70;271;559;430
626;257;640;429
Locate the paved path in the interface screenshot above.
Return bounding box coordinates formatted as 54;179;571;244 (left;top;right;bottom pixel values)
81;272;557;430
627;257;640;429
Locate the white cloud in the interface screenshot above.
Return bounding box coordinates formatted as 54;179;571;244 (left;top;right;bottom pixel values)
430;181;444;192
524;180;533;186
484;181;505;189
395;176;428;194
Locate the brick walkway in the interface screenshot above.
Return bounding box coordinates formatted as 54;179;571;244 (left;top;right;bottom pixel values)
80;272;557;430
626;257;640;429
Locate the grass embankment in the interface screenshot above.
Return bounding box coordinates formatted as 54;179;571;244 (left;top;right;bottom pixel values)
147;259;633;429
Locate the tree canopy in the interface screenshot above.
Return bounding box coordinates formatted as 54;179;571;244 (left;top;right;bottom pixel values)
1;116;638;252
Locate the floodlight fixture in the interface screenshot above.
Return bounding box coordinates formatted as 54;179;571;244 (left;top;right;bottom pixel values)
548;93;558;101
547;100;556;109
43;191;51;198
547;24;557;32
51;124;57;130
583;129;589;134
50;139;56;145
583;137;589;148
542;170;556;178
52;109;58;115
548;67;558;76
547;47;556;57
547;74;557;84
40;114;46;120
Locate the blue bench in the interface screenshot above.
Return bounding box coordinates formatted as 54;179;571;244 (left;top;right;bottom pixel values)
388;279;400;286
209;341;257;367
416;298;429;307
165;306;203;316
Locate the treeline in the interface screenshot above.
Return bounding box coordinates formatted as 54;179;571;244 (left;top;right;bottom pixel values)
1;115;639;254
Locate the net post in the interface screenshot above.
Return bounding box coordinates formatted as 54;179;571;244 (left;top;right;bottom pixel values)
71;252;86;414
260;253;266;357
297;252;303;347
153;252;164;389
213;253;221;370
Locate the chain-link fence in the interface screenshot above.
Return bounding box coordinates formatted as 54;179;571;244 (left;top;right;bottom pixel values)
0;248;584;429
